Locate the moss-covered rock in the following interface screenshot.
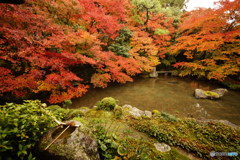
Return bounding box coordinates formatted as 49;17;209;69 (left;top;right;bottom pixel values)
204;91;220;98
194;88;228;99
38;122;100;160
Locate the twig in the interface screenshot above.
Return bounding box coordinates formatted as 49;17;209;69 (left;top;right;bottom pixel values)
44;125;70;150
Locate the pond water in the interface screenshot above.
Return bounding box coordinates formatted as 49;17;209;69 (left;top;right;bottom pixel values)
71;77;240;125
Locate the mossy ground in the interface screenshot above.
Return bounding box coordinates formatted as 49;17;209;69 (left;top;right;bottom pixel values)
73;109;194;160
71;107;240;160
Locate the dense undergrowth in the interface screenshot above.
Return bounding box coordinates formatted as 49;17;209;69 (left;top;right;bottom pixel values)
128;116;240;159
1;98;239;160
0;100;83;160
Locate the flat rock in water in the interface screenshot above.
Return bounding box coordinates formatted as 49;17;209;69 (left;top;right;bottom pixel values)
194;88;227;99
154;143;171;152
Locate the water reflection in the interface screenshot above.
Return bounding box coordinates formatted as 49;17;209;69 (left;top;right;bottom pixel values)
71;77;240;125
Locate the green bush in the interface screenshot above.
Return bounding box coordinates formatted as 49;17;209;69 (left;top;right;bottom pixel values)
96;97;118;111
63;99;72;108
46;105;83;120
46;105;69;120
0;100;58;160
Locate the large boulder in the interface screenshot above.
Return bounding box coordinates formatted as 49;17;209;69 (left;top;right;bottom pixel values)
194;88;228;99
38;121;100;160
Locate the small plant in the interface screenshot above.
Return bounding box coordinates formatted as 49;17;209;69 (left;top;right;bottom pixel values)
161;112;178;122
63;99;72;108
96;97;118;111
114;106;123;119
92;125;119;160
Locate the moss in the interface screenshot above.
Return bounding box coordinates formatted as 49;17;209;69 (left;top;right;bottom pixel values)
128;116;240;159
96;97;118;111
37;100;240;160
161;112;178;122
81;109;191;160
65;109;84;120
163;148;191;160
152;109;161;116
204;91;219;97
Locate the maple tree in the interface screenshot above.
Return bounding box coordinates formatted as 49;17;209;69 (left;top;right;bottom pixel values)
128;0;177;70
0;0;187;103
171;0;240;81
0;0;142;103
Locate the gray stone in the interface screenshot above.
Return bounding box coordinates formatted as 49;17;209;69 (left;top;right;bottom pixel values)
128;107;144;117
194;89;207;99
194;88;227;100
154;143;171;152
211;88;228;97
144;110;152;118
38;121;100;160
149;67;158;78
122;104;133;110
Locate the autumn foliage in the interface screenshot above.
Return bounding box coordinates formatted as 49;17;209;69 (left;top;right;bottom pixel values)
1;0;238;103
171;0;240;81
0;0;176;103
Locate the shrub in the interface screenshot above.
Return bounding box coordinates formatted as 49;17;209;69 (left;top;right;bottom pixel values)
46;105;69;120
63;99;72;108
96;97;118;111
46;105;84;120
0;100;58;160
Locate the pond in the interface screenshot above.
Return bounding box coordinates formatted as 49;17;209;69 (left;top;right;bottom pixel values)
71;77;240;125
